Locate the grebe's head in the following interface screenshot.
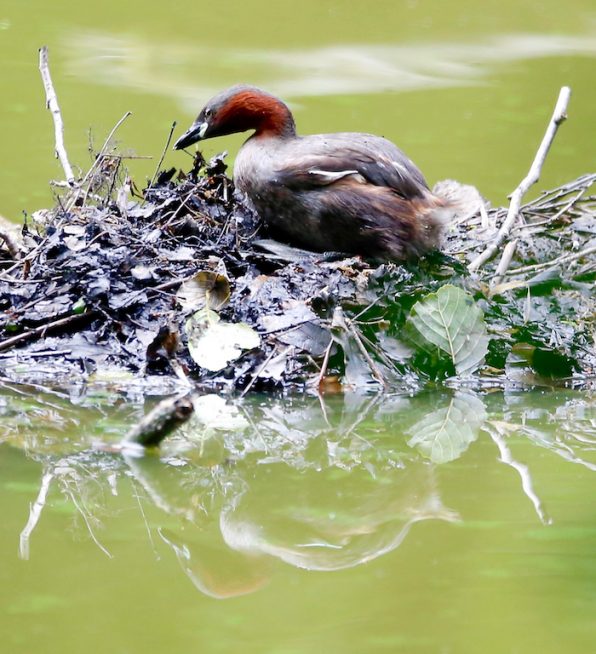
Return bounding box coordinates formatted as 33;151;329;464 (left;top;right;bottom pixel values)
174;85;296;150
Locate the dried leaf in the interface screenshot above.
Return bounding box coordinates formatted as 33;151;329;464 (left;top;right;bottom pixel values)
177;271;231;311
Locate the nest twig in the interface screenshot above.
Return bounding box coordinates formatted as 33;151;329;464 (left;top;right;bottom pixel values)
0;56;594;392
468;86;571;278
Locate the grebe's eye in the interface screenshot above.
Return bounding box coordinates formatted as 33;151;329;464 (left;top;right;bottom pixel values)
204;108;212;119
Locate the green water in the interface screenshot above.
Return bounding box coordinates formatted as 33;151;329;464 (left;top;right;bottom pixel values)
1;388;595;653
1;0;595;219
0;389;596;653
1;1;596;652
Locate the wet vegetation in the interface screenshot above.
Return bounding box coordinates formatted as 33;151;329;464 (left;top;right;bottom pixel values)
1;148;594;395
0;61;594;398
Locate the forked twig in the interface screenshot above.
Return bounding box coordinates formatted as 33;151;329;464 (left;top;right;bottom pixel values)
468;87;571;275
38;46;75;185
67;111;133;210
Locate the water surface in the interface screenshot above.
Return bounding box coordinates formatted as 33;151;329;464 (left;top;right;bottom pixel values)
0;0;595;218
1;387;595;653
1;1;595;652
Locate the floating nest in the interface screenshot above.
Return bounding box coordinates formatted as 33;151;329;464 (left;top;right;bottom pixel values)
1;142;595;394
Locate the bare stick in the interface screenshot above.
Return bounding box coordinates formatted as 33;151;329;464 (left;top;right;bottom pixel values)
491;238;518;288
468;86;571;273
316;339;334;388
240;345;292;397
19;470;54;560
347;322;387;388
516;187;586;231
147;121;177;195
84;111;133;186
479;202;490;230
39;46;75;185
506;244;596;277
0;311;96;353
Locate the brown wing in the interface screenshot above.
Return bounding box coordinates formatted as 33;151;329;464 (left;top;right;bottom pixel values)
272;132;429;199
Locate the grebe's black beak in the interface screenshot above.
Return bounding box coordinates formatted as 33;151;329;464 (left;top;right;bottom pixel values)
174;121;209;150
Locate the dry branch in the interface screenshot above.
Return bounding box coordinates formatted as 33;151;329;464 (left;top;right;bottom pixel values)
147;120;177;194
122;393;195;447
0;311;96;353
38;46;75;185
468;86;571;275
67;111;133;210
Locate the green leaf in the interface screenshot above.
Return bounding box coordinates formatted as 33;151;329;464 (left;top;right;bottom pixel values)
72;298;86;314
407;392;487;463
185;308;260;372
407;284;489;375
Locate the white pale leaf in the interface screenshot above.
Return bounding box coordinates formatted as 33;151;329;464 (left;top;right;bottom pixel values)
185;308;260;372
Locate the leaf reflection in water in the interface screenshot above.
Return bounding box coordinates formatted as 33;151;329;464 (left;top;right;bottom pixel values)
406;391;487;463
3;387;595;598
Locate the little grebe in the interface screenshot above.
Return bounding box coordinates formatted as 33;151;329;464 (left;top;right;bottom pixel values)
175;85;451;260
